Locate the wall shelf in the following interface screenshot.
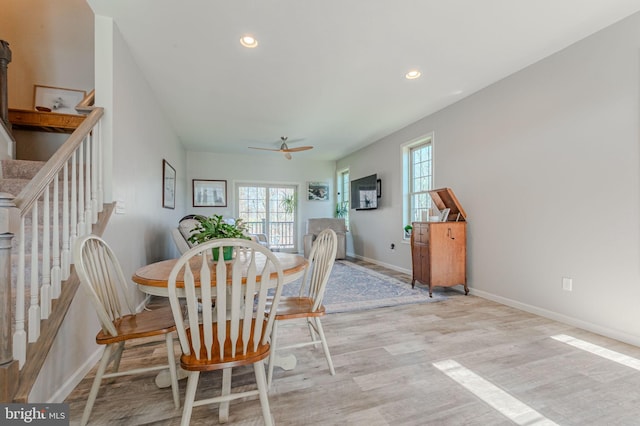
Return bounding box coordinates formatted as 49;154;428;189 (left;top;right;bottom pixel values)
8;108;85;133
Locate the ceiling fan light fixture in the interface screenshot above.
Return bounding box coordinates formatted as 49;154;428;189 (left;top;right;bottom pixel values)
240;35;258;48
405;69;421;79
248;135;313;159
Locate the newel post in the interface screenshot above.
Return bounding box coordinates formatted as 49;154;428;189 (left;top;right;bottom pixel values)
0;192;18;402
0;40;11;127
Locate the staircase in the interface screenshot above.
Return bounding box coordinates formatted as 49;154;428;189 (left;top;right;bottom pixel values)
0;107;108;403
0;159;47;322
0;38;112;402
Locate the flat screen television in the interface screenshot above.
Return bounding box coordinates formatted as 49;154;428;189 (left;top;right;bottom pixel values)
351;174;378;210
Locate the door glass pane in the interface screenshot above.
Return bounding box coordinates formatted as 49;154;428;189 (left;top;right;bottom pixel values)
237;184;297;251
269;187;295;249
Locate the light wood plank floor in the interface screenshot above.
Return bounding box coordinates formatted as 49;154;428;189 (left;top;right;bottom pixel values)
65;259;640;425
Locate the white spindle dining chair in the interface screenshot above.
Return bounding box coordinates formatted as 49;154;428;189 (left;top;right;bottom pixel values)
167;238;285;426
73;235;180;426
267;228;337;387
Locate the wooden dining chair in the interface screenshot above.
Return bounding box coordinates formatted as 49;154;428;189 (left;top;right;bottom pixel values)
167;238;285;426
73;235;180;426
267;228;338;387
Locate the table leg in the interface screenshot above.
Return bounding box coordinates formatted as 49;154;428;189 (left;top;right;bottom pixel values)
155;365;189;388
272;353;297;370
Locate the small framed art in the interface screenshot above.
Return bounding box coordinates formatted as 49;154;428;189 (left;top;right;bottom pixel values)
307;182;329;201
193;179;227;207
33;85;86;114
162;159;176;209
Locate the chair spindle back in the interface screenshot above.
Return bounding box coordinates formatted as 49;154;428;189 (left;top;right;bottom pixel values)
301;228;337;312
168;238;285;362
74;235;136;337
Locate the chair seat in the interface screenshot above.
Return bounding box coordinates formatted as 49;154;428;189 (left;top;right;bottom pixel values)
75;235;180;425
271;296;326;320
180;320;271;371
96;305;177;345
267;229;336;388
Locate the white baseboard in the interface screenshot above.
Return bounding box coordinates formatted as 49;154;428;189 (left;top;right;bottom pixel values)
46;346;104;403
471;288;640;347
45;296;152;403
345;253;640;347
348;253;412;276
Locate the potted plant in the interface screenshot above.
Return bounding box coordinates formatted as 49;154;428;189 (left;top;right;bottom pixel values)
280;192;296;215
335;201;348;218
187;214;251;260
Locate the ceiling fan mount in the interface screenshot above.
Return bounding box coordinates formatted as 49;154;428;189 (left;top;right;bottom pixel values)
249;136;313;160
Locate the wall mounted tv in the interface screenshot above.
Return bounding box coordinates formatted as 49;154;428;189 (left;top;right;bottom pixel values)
351;173;378;210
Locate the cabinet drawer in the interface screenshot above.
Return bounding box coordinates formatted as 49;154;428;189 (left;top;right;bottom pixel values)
412;222;429;244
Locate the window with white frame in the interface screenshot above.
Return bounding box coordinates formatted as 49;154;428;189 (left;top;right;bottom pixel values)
402;135;433;237
336;168;349;229
236;183;298;251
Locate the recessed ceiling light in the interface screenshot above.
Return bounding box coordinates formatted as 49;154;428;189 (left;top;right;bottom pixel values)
240;35;258;48
405;70;421;80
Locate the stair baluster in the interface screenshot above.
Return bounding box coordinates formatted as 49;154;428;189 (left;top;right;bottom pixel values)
40;185;51;319
13;216;26;368
51;174;61;299
2;107;104;403
62;162;70;279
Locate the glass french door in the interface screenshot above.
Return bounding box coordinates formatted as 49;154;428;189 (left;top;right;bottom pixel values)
236;184;297;251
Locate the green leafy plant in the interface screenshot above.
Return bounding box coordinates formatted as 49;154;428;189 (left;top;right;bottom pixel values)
187;214;250;245
280;192;297;214
335;201;348;218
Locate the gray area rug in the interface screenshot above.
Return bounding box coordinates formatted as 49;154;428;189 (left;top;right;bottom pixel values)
281;260;447;313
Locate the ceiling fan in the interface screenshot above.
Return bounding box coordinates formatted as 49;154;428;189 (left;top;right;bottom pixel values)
249;136;313;160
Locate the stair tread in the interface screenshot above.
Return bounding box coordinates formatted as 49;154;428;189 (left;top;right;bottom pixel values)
1;159;46;180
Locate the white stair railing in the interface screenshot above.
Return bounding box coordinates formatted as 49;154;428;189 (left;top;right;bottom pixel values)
3;107;104;370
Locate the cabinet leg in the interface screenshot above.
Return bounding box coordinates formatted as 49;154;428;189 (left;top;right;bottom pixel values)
428;285;432;298
463;284;469;295
411;279;415;289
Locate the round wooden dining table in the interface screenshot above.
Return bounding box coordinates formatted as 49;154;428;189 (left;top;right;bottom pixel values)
132;251;308;297
131;251;308;388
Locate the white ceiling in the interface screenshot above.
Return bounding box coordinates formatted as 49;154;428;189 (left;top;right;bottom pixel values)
88;1;640;161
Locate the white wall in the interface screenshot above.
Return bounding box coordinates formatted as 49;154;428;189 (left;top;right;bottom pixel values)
0;0;95;160
0;0;101;403
338;140;414;272
186;151;336;252
102;18;186;270
1;0;94;108
338;12;640;345
32;15;187;402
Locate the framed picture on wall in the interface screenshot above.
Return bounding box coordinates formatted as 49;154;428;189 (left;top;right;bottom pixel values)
193;179;227;207
162;159;176;209
307;182;329;201
33;85;86;114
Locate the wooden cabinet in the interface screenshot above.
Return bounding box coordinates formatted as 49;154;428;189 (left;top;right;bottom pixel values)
410;187;468;297
411;222;467;296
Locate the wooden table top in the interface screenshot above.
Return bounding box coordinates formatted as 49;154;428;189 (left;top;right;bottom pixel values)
132;251;308;289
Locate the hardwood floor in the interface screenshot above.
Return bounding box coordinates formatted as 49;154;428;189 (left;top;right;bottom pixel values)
65;259;640;425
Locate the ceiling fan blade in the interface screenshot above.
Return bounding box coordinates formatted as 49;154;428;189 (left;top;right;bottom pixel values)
248;146;282;152
282;145;313;152
249;136;310;159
